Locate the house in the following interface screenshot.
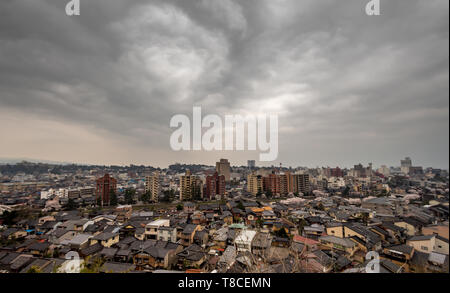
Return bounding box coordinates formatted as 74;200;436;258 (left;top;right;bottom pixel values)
220;211;233;225
179;224;202;247
251;233;273;256
304;250;333;273
382;244;415;271
318;235;357;256
25;241;51;257
145;219;170;240
407;234;449;255
1;228;27;240
176;244;207;269
293;235;319;251
91;232;120;248
68;234;93;250
79;243;103;258
234;230;257;253
133;241;180;270
212;227;228;249
218;246;236;272
157;226;177;243
193;230;209;247
394;217;423;236
326;223;382;251
99;247;118;261
115;248;132;263
183;202;195;213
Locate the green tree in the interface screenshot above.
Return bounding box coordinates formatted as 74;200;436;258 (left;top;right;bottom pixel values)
140;191;151;203
274;227;289;238
266;189;273;198
297;218;308;235
65;198;77;211
109;191;118;206
1;210;19;226
176;204;183;211
124;188;135;205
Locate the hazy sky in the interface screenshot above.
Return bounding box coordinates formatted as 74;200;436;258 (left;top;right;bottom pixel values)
0;0;448;168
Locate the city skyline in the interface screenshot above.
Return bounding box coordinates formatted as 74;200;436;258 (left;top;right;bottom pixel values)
0;0;448;169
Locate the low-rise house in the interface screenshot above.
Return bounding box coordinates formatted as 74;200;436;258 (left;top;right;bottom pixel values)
176;244;207;269
407;234;449;255
394;217;423;236
68;234;92;250
293;235;319;251
25;241;51;257
179;224;202;247
145;219;170;240
1;228;27;240
234;230;257;253
133;241;180;270
319;235;357;256
157;226;177;243
91;232;120;248
251;232;273;256
100;247;118;261
193;230;209;247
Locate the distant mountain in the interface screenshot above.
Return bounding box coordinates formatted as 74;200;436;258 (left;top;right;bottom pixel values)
0;157;74;165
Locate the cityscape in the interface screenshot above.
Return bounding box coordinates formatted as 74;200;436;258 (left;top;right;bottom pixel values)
0;157;448;273
0;0;448;280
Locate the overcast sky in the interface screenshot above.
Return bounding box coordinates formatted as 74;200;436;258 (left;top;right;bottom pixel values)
0;0;448;169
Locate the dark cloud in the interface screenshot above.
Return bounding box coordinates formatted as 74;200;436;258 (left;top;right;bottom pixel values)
0;0;448;168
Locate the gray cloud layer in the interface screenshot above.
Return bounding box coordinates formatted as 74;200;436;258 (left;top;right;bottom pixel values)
0;0;448;168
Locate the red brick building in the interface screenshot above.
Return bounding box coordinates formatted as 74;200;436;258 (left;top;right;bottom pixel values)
205;172;225;200
96;174;117;206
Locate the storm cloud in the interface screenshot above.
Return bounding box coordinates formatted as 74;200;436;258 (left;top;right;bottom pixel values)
0;0;448;168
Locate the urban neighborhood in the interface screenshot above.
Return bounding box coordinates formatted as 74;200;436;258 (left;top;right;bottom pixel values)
0;157;448;273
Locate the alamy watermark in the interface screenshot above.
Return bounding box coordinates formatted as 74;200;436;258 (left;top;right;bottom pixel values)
365;251;380;273
170;107;279;162
66;0;80;16
365;0;381;16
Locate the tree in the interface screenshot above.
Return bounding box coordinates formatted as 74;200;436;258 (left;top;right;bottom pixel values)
124;188;135;205
297;218;307;235
65;198;77;211
176;204;183;211
109;191;118;206
274;227;289;238
1;210;19;226
140;191;151;203
161;190;174;203
266;189;273;198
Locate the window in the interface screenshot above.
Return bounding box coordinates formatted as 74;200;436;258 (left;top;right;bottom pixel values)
421;246;428;251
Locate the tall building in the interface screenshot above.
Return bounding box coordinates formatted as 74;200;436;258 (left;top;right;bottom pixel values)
401;157;412;174
293;174;310;195
216;159;231;182
180;170;203;201
247;173;263;195
145;171;160;202
263;173;281;195
247;160;256;169
205;172;225;200
96;174;117;206
280;172;293;195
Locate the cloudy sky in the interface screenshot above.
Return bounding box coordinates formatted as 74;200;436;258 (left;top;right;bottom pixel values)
0;0;448;168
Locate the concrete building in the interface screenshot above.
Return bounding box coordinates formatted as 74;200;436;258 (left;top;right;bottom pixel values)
145;171;161;202
180;170;203;201
216;159;231;182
